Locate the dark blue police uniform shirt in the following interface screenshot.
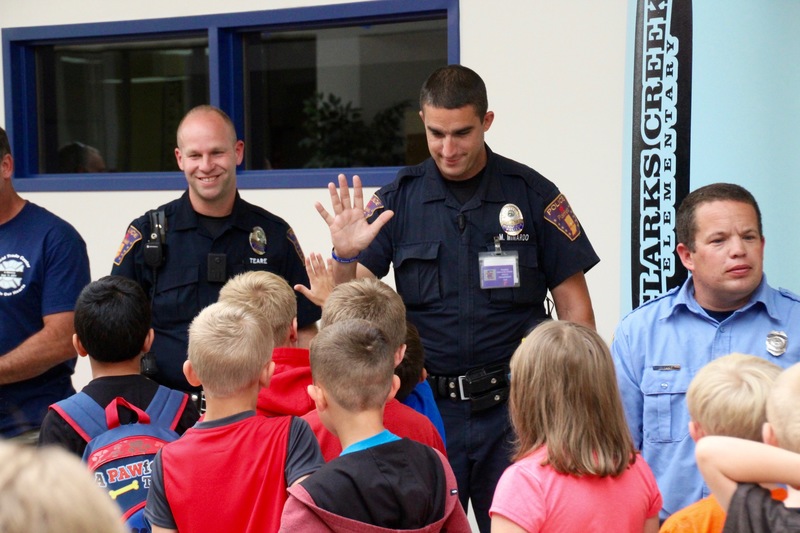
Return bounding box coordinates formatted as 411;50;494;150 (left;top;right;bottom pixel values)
111;191;320;390
360;146;599;376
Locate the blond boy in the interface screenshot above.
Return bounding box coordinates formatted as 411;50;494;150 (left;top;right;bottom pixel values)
696;362;800;531
280;319;470;531
660;353;781;533
301;278;446;460
219;271;315;416
144;301;323;533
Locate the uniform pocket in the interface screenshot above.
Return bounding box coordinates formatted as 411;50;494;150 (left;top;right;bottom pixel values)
487;244;545;305
393;242;441;306
641;367;693;443
153;265;200;328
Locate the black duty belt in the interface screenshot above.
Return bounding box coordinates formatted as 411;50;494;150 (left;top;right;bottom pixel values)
184;390;206;414
428;362;510;412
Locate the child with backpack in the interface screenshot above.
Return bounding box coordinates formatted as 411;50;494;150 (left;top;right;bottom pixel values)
144;300;324;533
38;275;200;529
489;320;662;532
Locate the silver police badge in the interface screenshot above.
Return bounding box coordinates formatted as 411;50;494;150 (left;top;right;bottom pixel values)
766;330;788;357
249;226;267;256
499;204;524;236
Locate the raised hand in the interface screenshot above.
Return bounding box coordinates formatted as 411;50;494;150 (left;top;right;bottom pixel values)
314;174;394;259
293;252;335;308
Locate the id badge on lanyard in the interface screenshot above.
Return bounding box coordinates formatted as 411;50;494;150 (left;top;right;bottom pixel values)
479;237;520;289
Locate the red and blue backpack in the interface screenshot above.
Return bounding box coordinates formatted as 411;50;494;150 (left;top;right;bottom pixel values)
50;386;188;533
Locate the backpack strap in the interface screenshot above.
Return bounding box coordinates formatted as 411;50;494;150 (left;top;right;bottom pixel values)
105;397;151;429
50;392;108;443
145;386;189;431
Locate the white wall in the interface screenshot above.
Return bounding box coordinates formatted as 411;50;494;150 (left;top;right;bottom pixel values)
0;0;629;389
459;0;627;337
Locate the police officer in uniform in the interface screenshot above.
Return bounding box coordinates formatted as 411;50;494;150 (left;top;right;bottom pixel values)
316;65;599;532
112;105;319;393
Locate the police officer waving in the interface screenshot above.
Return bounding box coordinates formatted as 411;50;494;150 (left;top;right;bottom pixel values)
316;65;599;532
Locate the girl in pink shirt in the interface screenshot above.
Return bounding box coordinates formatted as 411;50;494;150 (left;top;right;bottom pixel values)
489;321;662;533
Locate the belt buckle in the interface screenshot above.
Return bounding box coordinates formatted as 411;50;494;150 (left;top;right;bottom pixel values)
457;375;469;401
190;391;206;414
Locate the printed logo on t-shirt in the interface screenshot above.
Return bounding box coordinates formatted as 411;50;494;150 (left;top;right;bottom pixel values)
0;253;29;296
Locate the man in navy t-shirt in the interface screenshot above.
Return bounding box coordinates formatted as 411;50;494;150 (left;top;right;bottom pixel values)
0;126;91;440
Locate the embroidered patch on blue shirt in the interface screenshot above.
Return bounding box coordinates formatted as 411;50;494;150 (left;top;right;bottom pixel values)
544;194;581;241
364;194;385;219
286;227;305;262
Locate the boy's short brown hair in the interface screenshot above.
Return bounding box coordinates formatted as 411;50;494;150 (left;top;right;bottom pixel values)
309;318;394;412
687;353;781;441
320;278;406;349
188;301;274;398
218;271;296;345
395;323;425;401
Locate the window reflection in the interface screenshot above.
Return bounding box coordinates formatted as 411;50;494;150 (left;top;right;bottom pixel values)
30;17;447;175
36;38;209;173
243;19;447;170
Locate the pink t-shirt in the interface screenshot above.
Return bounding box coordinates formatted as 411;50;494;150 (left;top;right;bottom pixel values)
490;446;662;532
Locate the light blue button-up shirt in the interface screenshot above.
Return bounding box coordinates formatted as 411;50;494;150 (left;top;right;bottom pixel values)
611;276;800;519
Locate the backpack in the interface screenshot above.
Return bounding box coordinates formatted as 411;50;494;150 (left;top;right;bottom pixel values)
50;386;188;533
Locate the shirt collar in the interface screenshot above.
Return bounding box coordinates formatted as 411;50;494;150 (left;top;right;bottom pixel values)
194;410;255;430
340;429;400;456
664;275;774;321
171;190;199;231
172;190;247;231
421;144;504;205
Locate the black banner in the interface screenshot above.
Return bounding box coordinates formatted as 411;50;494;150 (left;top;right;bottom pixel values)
630;0;692;308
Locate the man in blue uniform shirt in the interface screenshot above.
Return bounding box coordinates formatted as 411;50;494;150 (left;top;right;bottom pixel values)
0;126;91;440
612;182;800;520
112;106;319;393
315;65;599;532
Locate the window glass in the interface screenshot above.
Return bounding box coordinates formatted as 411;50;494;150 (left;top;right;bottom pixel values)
9;3;454;188
36;37;209;173
242;18;446;170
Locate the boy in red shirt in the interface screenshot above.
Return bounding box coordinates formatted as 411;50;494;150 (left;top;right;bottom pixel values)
301;278;446;460
219;270;317;417
144;301;323;533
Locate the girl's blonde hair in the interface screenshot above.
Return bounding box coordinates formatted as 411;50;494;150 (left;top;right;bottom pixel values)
0;442;126;533
509;320;636;477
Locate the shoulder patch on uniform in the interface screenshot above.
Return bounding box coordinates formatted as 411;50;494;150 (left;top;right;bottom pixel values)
544;194;581;241
113;225;143;266
364;194;385;219
286;227;305;262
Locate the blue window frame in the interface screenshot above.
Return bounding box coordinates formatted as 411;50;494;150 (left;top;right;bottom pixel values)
2;0;459;192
